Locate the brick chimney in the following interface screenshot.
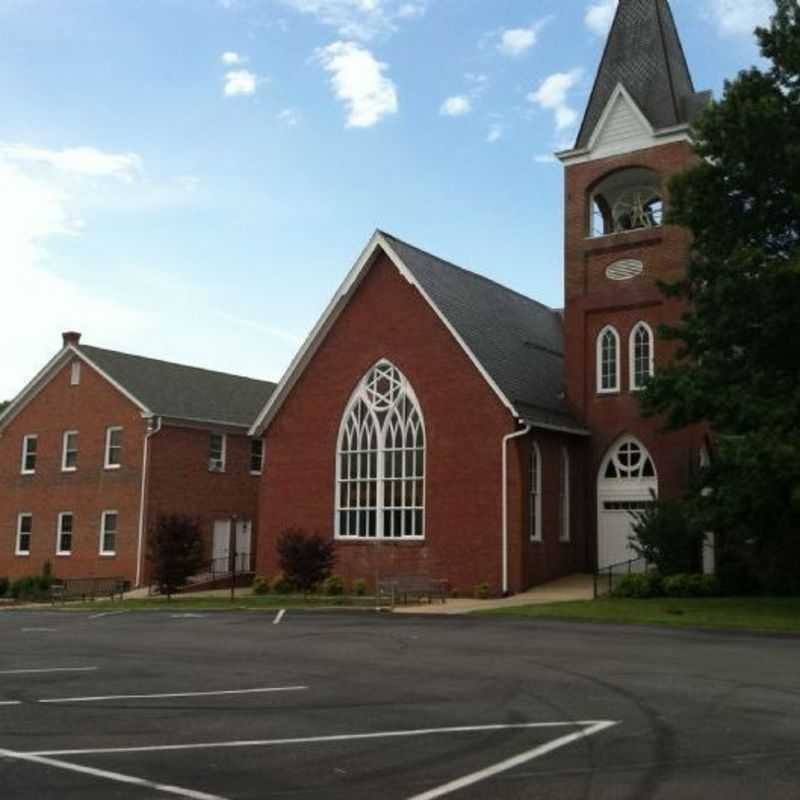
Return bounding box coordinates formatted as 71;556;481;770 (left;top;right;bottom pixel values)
62;331;82;348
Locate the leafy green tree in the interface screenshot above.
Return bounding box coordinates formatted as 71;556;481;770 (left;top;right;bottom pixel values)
276;528;336;594
641;0;800;588
147;514;205;598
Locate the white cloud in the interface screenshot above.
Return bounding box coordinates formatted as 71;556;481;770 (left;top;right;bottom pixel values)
499;27;537;57
316;41;398;127
440;95;471;117
487;123;504;143
277;108;300;126
585;0;617;37
0;144;142;183
221;51;244;65
528;69;583;131
224;69;258;97
280;0;426;40
707;0;771;37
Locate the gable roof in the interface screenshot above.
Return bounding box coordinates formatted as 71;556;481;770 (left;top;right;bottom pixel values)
250;230;587;437
575;0;709;150
0;343;276;432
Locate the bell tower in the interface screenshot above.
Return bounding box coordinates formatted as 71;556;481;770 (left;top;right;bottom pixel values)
558;0;711;566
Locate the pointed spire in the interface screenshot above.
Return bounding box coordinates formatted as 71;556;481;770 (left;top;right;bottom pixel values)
575;0;708;149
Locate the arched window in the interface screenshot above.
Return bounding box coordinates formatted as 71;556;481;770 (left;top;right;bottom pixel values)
629;322;654;390
602;438;656;480
336;360;425;540
529;442;542;542
559;446;570;542
597;325;620;393
589;168;664;238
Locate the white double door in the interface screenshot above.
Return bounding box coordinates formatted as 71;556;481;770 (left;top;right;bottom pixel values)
212;519;252;570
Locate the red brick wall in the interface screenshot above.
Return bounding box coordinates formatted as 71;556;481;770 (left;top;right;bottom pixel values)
144;425;261;582
258;251;583;595
0;357;146;583
563;141;706;567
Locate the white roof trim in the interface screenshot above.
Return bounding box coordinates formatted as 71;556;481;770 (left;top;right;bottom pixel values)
0;344;151;433
249;231;518;435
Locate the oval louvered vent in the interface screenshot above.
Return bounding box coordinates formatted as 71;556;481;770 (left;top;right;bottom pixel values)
606;259;644;281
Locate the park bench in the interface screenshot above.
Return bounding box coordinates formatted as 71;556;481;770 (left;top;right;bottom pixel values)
50;577;127;604
377;576;448;607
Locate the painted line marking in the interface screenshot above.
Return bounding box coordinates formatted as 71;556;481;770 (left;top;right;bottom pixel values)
29;720;617;757
406;720;619;800
0;667;98;676
273;609;286;625
0;746;228;800
38;685;308;705
20;627;56;632
0;701;22;706
89;610;129;619
170;613;205;619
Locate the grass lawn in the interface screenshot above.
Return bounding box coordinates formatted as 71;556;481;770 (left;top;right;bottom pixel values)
483;596;800;634
40;593;379;612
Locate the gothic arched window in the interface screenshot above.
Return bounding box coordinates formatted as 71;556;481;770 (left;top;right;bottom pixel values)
336;360;425;540
597;325;620;393
529;442;542;542
630;321;654;390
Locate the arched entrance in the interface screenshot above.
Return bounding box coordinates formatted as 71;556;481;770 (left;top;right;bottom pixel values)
597;437;658;569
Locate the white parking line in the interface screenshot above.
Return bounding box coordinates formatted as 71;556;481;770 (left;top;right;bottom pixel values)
29;720;617;757
88;610;129;620
38;685;308;704
0;746;228;800
0;667;98;675
273;609;286;625
0;701;21;706
20;627;56;632
406;720;619;800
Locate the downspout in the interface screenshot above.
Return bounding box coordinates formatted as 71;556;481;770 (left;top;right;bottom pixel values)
136;416;162;587
502;422;532;596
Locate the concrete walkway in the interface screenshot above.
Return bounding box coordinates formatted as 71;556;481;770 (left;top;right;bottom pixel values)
392;573;594;615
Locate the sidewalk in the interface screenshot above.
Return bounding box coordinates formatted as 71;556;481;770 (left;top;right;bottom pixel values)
392;573;594;615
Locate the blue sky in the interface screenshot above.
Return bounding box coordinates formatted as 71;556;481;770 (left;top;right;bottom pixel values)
0;0;773;398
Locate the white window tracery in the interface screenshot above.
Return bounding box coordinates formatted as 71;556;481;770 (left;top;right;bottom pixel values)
336;361;425;540
597;325;620;393
603;439;656;480
630;322;654;390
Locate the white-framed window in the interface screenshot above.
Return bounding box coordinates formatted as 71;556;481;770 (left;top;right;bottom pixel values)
597;325;620;393
529;441;542;542
20;435;38;475
56;512;73;555
250;439;264;474
104;426;123;469
16;513;32;556
603;438;657;479
99;511;118;556
70;361;81;386
336;360;425;540
559;447;571;542
629;321;654;390
61;430;78;471
209;433;226;472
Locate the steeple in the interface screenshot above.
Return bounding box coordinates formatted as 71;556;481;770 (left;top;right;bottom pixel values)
575;0;709;150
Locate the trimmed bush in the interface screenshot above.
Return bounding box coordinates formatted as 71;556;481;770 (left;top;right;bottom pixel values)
352;578;368;597
612;573;664;599
322;575;345;596
9;575;53;600
252;576;270;595
270;573;293;595
474;582;491;600
276;528;336;594
662;574;720;598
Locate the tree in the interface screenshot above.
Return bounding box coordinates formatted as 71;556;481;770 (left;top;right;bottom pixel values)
0;401;9;414
276;528;336;594
147;514;205;598
641;1;800;588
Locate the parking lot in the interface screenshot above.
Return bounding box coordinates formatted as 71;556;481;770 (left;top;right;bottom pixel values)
1;608;799;799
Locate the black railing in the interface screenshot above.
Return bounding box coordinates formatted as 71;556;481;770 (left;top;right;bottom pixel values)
593;556;649;598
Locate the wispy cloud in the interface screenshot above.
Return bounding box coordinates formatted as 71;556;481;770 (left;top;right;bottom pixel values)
528;69;583;131
496;18;550;57
0;144;142;183
221;51;245;65
487;122;504;143
277;108;300;126
440;95;471;117
279;0;426;41
706;0;771;37
315;41;398;127
224;69;258;97
585;0;616;37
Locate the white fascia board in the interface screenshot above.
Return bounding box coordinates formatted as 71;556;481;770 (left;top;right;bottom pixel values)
70;347;151;415
249;230;518;435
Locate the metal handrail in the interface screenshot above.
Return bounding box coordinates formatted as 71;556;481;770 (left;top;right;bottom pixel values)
593;555;649;598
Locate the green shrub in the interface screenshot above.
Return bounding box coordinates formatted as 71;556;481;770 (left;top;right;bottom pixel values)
321;575;345;596
252;576;270;595
662;573;720;598
474;582;491;600
276;528;336;594
270;573;293;595
612;573;664;598
10;575;53;600
0;577;8;597
352;578;368;596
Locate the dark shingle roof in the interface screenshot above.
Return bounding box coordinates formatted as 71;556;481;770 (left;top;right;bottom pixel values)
380;233;586;435
79;345;276;427
576;0;709;149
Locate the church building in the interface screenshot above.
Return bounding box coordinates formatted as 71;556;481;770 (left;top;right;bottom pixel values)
249;0;711;595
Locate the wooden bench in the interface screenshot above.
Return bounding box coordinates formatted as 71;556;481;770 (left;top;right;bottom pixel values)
377;576;448;607
50;577;127;604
